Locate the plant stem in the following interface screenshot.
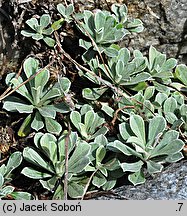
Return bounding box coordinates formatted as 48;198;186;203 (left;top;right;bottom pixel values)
64;122;71;200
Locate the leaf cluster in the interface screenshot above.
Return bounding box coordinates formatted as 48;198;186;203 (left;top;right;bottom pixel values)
2;2;187;199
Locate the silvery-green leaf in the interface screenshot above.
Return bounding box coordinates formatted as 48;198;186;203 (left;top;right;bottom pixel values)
31;86;41;105
38;106;56;119
95;27;104;43
26;18;39;31
95;11;105;31
175;64;187;86
41;141;57;165
6;152;22;175
104;158;121;171
3;97;34;113
31;111;44;131
153;71;173;78
130;115;146;147
144;86;155;100
172;92;184;105
68;141;91;173
23;147;55;173
115;60;124;83
70;111;81;130
94;134;108;146
154;53;166;72
165;152;184;163
126;18;143;28
101;104;114;118
133;49;144;58
127;136;145;151
146;160;163;174
66;4;74;16
0;164;6;176
96;146;106;165
40;87;61;103
40;176;58;191
91;126;108;140
131;57;147;74
0;186;15;198
23;57;39;79
21;167;52;179
180;104;187;122
45;117;62;135
84;110;95;132
40;14;51;28
82;87;108;100
104;46;119;57
43;37;55;47
154;81;170;93
102;179;116;191
119;122;133;141
32;33;43;40
148;116;166;146
42;27;54;35
111;3;127;23
15;103;34;113
122;72;151;85
151;139;184;158
78;123;88;139
53;184;64;200
10;192;32;200
155;92;168;105
143;100;154;117
89;113;105;135
40;132;57;144
164;90;181;109
150;130;183;158
0;174;4;187
68;181;84;198
165;112;178;124
80;104;93;115
117;47;130;64
154;130;179;150
92;172;107;187
21;30;36;37
120;160;144;172
57;3;66;17
34;68;49;92
108;140;142;158
161;58;177;72
34;132;44;148
5;72;16;86
8;76;33;102
58;131;78;162
148;46;158;71
79;39;92;50
99;166;108;177
128;170;145;186
58;77;71;94
52;103;71;113
40;133;57;163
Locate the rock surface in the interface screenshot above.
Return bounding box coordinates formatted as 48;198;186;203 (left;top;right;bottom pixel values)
91;160;187;200
122;0;187;64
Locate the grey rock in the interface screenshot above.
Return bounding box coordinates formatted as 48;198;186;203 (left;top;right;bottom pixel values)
91;160;187;200
120;0;187;63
